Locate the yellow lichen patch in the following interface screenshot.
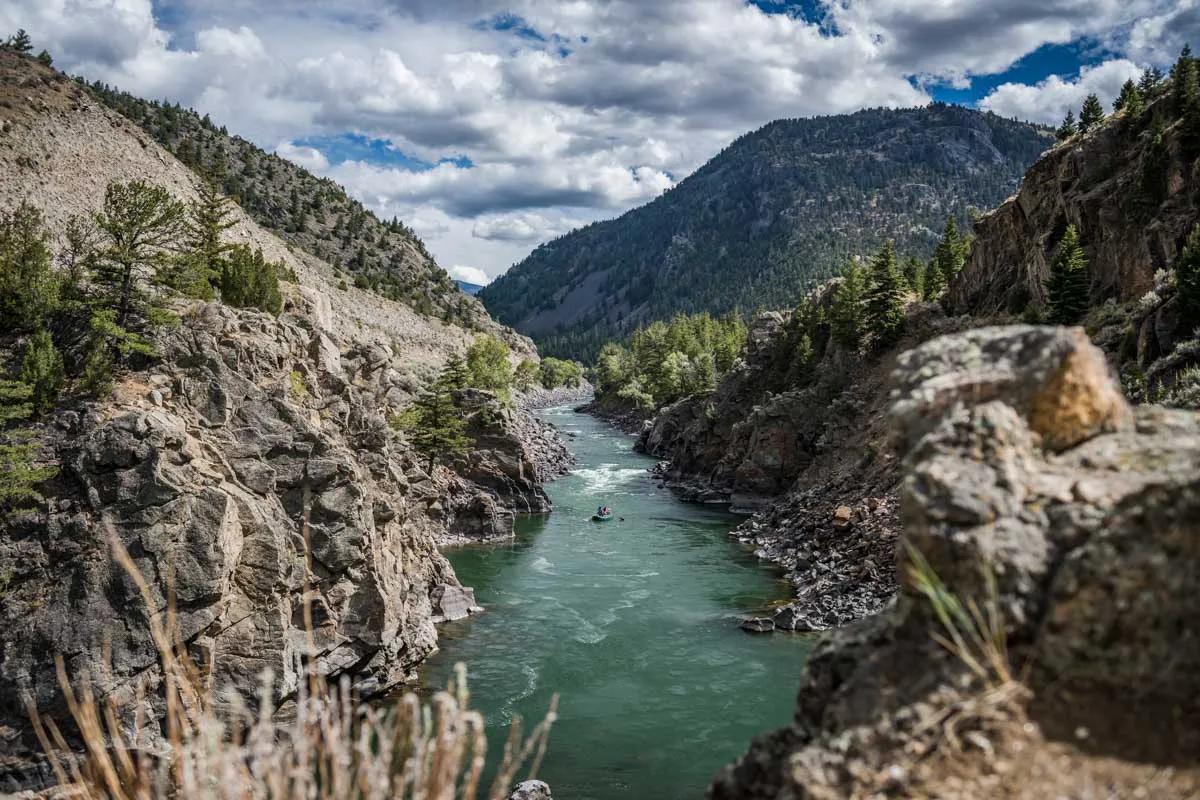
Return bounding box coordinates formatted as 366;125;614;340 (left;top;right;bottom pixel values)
1027;332;1130;451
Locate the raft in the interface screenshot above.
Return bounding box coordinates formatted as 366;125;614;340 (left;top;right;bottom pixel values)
591;513;613;522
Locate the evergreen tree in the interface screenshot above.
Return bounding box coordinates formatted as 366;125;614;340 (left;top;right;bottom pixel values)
1045;225;1090;324
178;174;236;298
923;255;946;300
35;50;52;66
1113;79;1143;116
398;364;472;474
932;216;967;287
902;256;925;299
830;260;867;350
0;203;58;333
1056;109;1078;141
863;240;907;346
1175;223;1200;325
58;215;100;312
1172;45;1199;112
92;181;187;333
0;379;56;515
1138;67;1165;99
21;329;63;416
1079;94;1106;131
5;29;32;54
220;245;282;314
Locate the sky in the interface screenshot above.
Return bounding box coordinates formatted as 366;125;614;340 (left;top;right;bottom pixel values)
1;1;1193;287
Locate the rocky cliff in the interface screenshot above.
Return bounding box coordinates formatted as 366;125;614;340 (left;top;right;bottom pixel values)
0;52;567;788
709;326;1200;798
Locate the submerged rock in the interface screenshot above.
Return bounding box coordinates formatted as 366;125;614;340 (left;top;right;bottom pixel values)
508;779;553;800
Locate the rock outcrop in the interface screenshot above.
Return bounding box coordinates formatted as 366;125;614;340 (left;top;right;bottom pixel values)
710;326;1200;799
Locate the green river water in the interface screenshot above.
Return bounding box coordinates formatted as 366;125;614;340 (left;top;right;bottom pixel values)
421;406;812;799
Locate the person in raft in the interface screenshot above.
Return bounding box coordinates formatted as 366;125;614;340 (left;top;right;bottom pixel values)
596;506;611;517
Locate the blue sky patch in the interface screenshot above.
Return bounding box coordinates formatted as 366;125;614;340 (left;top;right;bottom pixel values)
923;40;1108;106
296;133;473;171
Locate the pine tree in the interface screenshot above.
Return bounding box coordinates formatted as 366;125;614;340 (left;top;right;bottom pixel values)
220;245;283;314
5;29;32;54
864;240;907;346
399;363;473;474
1056;109;1078;141
92;181;187;334
902;256;925;299
1138;67;1165;99
932;217;966;287
1172;45;1199;112
923;255;946;300
1079;94;1106;131
1113;79;1143;116
58;215;100;312
35;50;52;66
0;203;58;333
21;329;63;416
1175;223;1200;326
0;379;56;515
830;260;867;351
178;174;236;298
1045;225;1090;324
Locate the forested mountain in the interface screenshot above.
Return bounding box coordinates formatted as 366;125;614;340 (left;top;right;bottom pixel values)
480;104;1052;360
86;82;483;327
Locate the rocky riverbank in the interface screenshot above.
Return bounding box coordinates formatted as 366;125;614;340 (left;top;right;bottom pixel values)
710;325;1200;798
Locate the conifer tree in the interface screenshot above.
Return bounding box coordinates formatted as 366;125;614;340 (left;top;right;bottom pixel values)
1056;109;1078;141
5;29;32;54
1079;94;1106;131
1138;67;1165;99
0;379;56;515
1175;223;1200;325
1172;45;1198;111
220;245;283;314
21;329;63;416
179;173;236;298
0;203;58;333
35;50;51;66
92;181;187;333
932;217;966;287
1045;225;1090;324
1113;79;1143;116
864;240;907;346
830;260;867;351
399;363;472;474
58;215;100;312
902;256;925;299
923;256;946;300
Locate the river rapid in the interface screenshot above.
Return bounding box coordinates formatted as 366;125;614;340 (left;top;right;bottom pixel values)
422;406;812;799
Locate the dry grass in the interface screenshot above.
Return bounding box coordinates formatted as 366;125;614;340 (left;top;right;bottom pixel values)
25;534;556;800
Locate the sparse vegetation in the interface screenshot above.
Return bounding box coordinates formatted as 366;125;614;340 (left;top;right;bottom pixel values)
395;357;473;473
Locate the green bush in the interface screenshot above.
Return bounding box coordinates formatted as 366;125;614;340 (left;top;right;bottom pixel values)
220;245;283;314
539;357;584;389
465;334;513;398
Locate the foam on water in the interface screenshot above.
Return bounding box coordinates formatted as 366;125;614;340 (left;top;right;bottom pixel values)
570;463;646;495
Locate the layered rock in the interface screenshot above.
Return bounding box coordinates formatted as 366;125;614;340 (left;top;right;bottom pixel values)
710;326;1200;799
0;292;563;789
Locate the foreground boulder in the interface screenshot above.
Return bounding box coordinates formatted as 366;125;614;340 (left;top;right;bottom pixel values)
710;325;1200;799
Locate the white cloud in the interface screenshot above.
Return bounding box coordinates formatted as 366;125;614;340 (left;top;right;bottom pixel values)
275;141;329;172
0;0;1185;279
447;264;491;286
979;59;1143;124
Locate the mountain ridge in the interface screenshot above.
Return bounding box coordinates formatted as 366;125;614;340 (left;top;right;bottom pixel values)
481;103;1053;360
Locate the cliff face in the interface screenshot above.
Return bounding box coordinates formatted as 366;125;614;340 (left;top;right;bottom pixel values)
949;97;1193;318
710;326;1200;799
0;53;566;788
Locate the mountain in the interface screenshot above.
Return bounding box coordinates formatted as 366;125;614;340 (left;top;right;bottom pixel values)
85;80;490;331
456;279;485;295
480;104;1052;360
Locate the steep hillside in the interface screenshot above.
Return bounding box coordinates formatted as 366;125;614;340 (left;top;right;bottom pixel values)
482;104;1051;360
0;50;563;788
84;78;505;338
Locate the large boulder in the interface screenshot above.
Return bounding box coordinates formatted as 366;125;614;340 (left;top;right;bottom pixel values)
710;325;1200;799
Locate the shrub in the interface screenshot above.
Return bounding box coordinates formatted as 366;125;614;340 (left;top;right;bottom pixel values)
20;329;64;415
465;334;513;398
219;245;283;314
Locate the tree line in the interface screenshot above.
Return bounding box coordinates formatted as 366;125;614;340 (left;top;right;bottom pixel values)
592;312;747;410
397;335;585;471
0;177;284;514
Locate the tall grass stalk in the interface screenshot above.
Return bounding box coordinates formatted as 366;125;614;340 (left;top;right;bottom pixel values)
25;533;557;800
905;544;1011;687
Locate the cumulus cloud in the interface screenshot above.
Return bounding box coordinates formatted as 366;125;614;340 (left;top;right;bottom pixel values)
447;265;491;286
979;59;1143;124
0;0;1185;278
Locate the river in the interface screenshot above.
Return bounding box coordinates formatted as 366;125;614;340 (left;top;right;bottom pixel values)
421;406;812;799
